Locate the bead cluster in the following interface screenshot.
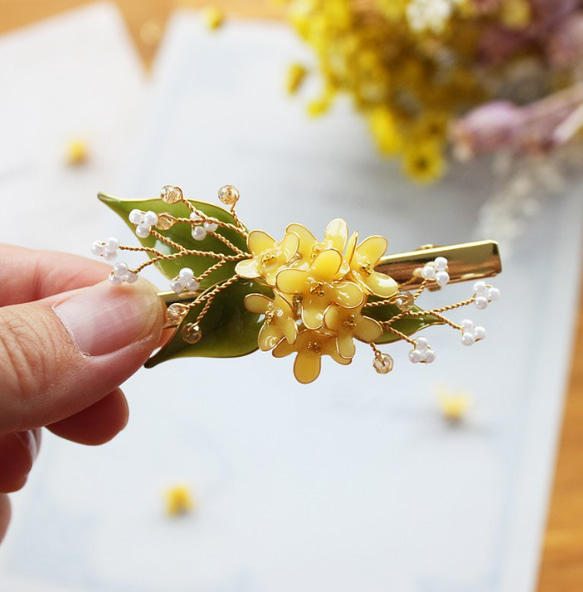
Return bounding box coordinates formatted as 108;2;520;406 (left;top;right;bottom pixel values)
91;237;119;261
421;256;450;287
109;262;137;286
171;268;200;294
409;337;436;364
190;212;218;241
473;280;500;310
129;209;158;238
460;320;486;346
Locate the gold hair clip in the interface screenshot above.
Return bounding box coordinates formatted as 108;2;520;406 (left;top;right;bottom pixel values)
93;185;502;384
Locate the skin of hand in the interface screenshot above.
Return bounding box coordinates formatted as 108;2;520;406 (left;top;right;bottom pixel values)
0;244;166;544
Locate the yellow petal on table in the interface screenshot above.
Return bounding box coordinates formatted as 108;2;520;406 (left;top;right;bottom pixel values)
324;218;348;252
280;232;300;261
332;280;364;308
311;249;343;280
356;235;388;265
286;223;317;258
258;324;283;351
276;268;308;295
365;270;398;298
244;293;270;314
247;229;276;255
294;351;322;384
354;315;383;343
235;258;260;279
336;332;356;360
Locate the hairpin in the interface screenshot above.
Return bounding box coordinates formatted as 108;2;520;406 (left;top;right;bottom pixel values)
93;185;502;384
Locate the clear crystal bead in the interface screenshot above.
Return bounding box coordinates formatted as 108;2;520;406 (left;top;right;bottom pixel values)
394;291;414;312
373;353;394;375
161;185;183;204
182;322;202;344
156;213;176;230
166;303;189;326
218;184;239;206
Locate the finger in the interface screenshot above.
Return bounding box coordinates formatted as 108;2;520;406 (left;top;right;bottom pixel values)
47;388;129;445
0;278;165;434
0;494;10;544
0;429;41;493
0;244;109;306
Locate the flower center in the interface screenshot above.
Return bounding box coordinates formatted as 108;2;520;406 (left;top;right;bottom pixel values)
307;341;322;354
343;314;357;329
309;281;326;297
360;262;373;277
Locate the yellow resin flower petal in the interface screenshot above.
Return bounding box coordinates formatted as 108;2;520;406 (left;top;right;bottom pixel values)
235;258;260;279
302;294;326;330
276;268;308;295
248;230;276;255
282;318;298;344
311;249;343;280
324;218;348;252
272;339;295;358
244;293;270;314
294;351;322;384
366;270;398;298
287;223;317;259
337;332;356;360
354;315;383;343
345;231;358;262
332;280;364;309
258;323;283;351
356;236;388;265
280;232;300;261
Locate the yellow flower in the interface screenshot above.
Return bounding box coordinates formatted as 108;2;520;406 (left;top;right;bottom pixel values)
276;248;364;330
403;140;446;183
324;304;383;360
346;234;398;298
235;230;299;285
500;0;531;29
273;329;350;384
369;107;403;156
244;292;298;351
287;218;350;269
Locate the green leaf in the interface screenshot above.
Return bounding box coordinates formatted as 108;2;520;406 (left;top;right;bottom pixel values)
364;300;444;344
146;279;272;367
98;193;248;289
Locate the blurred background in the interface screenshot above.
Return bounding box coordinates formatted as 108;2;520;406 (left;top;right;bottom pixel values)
1;1;583;591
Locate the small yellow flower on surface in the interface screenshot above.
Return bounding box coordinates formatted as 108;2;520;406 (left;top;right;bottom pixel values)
347;235;398;298
66;139;88;165
324;304;382;360
164;485;195;516
287;219;349;267
437;384;471;423
276;248;364;329
403;140;446;183
244;292;298;350
286;63;308;95
204;5;225;31
369;107;404;156
499;0;531;29
236;230;299;285
273;329;351;384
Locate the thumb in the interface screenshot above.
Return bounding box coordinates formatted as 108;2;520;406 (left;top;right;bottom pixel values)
0;279;165;434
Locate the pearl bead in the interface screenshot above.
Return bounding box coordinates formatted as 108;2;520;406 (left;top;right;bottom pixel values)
435;271;449;287
473;280;486;293
143;211;158;226
186;279;200;291
474;296;488;309
461;319;474;330
103;251;117;262
129;209;143;224
474;326;486;340
203;221;218;232
218;184;240;206
179;267;194;280
409;350;422;363
91;241;104;256
105;237;119;250
424;349;436;363
192;226;207;241
109;275;123;286
416;337;428;349
113;262;128;274
434;257;448;271
461;334;475;346
171;280;182;293
421;266;435;280
489;287;501;301
373;353;394;374
125;272;138;284
136;224;150;238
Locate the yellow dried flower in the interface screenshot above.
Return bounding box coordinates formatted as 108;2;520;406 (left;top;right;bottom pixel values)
403;140;446;183
164;485;195;516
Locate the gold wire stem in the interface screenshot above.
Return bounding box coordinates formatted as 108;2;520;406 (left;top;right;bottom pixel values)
408;310;462;331
381;324;416;346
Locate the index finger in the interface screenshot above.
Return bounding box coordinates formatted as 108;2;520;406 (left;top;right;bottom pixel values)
0;244;110;306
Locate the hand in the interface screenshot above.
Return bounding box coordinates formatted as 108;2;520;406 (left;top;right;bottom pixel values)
0;244;165;544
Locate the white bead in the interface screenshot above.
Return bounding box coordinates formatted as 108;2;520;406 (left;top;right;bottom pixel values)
171;280;182;293
192;226;207;241
136;224;150;238
473;280;487;293
461;333;475;346
203;221;218;232
421;266;436;280
409;350;422;363
91;241;104;256
179;267;194;280
186;279;200;291
474;296;488;310
416;337;428;350
103;251;117;262
105;237;119;250
109;275;123;286
143;211;158;226
190;212;202;222
434;257;448;271
423;349;436;363
489;287;501;301
474;326;486;340
129;209;143;224
435;271;450;287
461;319;474;330
125;272;138;284
113;262;128;274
